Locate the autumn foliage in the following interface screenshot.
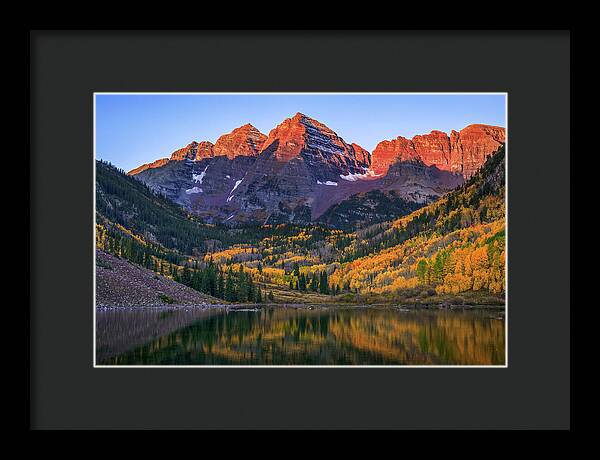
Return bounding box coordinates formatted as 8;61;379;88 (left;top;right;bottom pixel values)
96;145;506;303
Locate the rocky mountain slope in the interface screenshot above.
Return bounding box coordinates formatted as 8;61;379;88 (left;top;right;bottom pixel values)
96;159;272;255
127;114;504;227
315;158;463;228
96;250;221;307
318;189;423;230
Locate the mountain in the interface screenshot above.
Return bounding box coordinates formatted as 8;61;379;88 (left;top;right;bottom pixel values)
128;114;504;227
125;124;265;176
221;113;374;224
371;124;506;178
252;113;369;179
96;159;272;255
130;113;379;225
95;145;505;306
128;123;269;224
127;155;258;224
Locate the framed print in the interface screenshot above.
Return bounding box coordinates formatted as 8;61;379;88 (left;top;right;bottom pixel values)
30;30;570;430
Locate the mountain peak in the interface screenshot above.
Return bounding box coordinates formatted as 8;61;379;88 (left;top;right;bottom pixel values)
237;123;260;132
213;124;267;159
302;112;330;125
288;112;326;128
169;140;215;161
258;113;370;181
459;124;506;143
462;123;504;131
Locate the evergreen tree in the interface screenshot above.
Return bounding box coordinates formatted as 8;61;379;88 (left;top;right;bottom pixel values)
319;271;329;294
191;269;202;290
217;270;225;299
310;272;319;292
298;273;307;291
225;267;236;302
181;266;191;286
247;275;255;302
236;265;247;301
255;287;262;303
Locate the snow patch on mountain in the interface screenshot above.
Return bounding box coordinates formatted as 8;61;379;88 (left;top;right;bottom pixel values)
317;180;338;186
339;170;379;181
230;179;243;193
227;179;243;202
185;187;203;194
192;165;209;184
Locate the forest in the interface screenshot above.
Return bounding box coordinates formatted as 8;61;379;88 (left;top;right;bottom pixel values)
96;146;505;305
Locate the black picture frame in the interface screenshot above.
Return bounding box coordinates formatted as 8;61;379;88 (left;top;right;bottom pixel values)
30;30;570;430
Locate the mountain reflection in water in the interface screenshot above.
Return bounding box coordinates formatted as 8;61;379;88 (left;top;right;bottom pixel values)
96;306;505;366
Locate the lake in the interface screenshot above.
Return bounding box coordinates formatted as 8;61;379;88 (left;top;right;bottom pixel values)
96;305;505;366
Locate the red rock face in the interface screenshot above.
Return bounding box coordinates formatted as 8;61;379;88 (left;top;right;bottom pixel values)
127;158;170;176
259;113;369;175
351;143;371;167
450;124;506;178
129;141;216;176
371;124;505;178
128;124;264;176
195;141;215;160
369;137;419;175
412;130;453;170
260;113;308;161
169;141;214;161
213;124;267;159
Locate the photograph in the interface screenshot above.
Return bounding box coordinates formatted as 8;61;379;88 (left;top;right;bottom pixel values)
94;93;507;367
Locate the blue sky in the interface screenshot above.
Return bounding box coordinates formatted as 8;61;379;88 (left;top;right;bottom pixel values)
96;94;506;172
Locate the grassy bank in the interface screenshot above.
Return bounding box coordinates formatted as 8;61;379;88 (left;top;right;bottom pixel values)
259;282;504;307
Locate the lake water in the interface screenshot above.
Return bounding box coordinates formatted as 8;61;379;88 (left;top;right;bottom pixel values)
96;306;505;366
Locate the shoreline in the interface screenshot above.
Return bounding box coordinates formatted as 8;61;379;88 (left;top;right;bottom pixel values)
96;302;505;311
